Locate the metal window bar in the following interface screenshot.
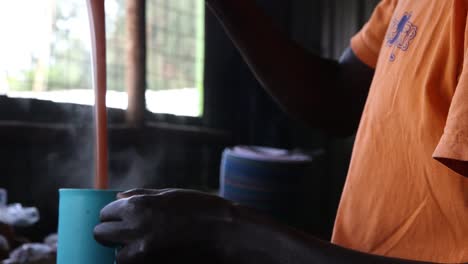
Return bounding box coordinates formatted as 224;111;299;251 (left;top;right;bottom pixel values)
147;0;204;92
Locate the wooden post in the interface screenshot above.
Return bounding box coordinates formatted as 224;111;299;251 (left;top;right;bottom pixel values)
126;0;146;127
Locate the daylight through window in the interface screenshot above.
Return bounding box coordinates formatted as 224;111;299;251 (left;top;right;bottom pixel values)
0;0;205;117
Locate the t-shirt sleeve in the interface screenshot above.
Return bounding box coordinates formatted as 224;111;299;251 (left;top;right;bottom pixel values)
350;0;398;68
433;24;468;177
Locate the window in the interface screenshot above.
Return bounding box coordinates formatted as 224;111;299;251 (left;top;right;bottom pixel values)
0;0;205;117
147;0;205;117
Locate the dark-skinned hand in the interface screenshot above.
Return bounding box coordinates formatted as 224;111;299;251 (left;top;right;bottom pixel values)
94;189;237;264
94;189;434;264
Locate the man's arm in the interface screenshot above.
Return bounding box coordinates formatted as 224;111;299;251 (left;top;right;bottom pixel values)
94;189;433;264
207;0;374;135
222;205;431;264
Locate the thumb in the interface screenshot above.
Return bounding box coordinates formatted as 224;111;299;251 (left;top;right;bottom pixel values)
116;188;178;199
117;188;160;199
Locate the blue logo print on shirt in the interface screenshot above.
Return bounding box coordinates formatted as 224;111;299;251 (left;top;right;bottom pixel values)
386;12;418;61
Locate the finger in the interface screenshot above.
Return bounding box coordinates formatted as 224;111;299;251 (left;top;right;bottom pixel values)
100;199;127;222
94;222;136;247
116;241;148;264
117;188;175;199
117;189;160;199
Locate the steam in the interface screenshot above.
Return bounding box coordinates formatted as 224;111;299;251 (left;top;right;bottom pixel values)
109;146;163;191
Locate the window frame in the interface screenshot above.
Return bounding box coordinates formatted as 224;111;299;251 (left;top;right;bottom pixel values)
125;0;206;128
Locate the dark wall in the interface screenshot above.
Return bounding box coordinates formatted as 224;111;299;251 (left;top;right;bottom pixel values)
204;0;380;239
0;96;230;240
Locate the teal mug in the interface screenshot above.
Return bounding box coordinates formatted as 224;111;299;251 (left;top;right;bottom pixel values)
57;189;119;264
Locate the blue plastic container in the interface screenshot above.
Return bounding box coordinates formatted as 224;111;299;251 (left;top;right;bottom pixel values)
220;147;320;230
57;189;118;264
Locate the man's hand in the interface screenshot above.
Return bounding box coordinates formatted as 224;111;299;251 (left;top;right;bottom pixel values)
94;189;236;264
95;189;431;264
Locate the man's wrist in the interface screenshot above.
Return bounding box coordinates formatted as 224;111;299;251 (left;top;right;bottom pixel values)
213;204;289;264
209;203;251;261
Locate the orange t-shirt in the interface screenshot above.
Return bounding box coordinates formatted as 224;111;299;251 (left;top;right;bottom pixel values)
331;0;468;263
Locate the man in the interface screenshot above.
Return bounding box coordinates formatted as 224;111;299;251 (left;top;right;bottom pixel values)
94;0;468;263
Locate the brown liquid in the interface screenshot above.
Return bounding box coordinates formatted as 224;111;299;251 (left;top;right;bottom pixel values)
87;0;108;189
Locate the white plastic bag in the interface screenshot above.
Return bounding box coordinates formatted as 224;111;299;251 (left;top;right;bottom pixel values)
2;243;55;264
0;204;39;227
